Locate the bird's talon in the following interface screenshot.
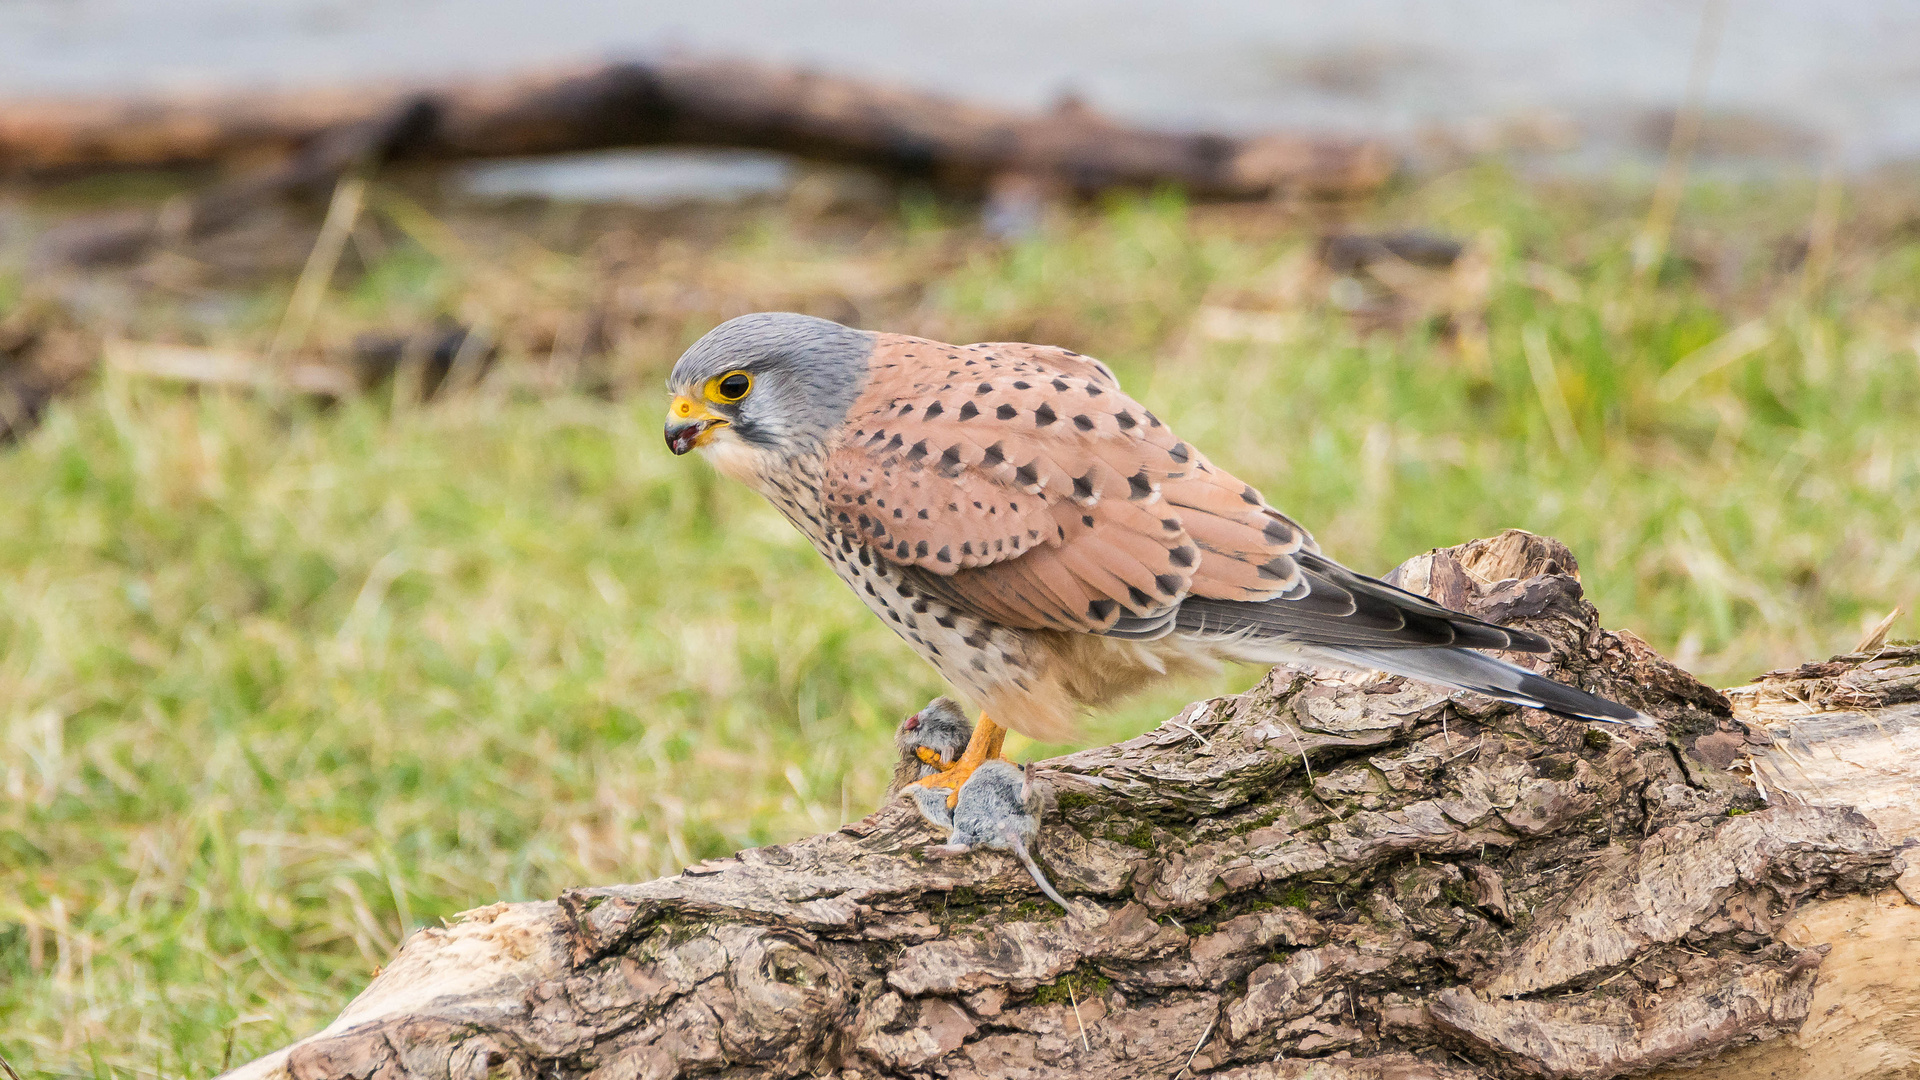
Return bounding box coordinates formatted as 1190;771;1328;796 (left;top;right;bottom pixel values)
902;709;1010;807
906;758;981;808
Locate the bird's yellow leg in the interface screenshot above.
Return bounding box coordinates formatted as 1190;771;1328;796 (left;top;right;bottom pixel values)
909;712;1010;808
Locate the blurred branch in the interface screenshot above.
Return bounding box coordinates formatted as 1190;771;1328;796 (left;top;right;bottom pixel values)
7;58;1395;267
28;96;434;269
104;339;356;396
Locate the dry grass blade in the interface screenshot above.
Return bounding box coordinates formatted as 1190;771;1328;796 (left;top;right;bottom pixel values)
269;175;367;364
1633;0;1728;278
106;339;268;388
1521;324;1580;455
1174;1014;1216;1079
1801;162;1846;299
1279;718;1315;785
1656;319;1773;401
1855;608;1903;654
439;319;496;398
1067;981;1091;1052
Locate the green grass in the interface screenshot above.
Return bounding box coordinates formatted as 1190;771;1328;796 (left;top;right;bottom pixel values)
2;165;1917;1075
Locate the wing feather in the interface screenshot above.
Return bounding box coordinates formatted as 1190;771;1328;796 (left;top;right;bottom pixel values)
825;334;1327;635
825;335;1218;631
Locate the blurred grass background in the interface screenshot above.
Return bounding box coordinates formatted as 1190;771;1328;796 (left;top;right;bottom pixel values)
1;165;1917;1075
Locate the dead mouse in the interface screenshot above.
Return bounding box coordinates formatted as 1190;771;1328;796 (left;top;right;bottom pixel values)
909;758;1068;910
888;696;973;797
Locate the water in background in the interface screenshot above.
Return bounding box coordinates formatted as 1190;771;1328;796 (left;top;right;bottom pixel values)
3;0;1916;197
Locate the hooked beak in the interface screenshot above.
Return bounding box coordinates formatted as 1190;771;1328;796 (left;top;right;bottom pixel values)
665;395;727;455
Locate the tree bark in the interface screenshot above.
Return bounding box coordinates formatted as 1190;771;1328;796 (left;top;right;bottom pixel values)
221;531;1918;1080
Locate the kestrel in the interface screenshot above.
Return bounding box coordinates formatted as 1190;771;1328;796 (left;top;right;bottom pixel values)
665;314;1648;800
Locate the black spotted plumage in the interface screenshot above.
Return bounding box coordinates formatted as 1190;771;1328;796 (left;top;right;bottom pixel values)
667;314;1652;738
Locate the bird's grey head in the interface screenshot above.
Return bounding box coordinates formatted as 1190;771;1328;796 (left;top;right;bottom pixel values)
664;312;874;462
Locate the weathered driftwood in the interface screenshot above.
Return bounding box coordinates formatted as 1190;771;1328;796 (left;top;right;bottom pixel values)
223;531;1917;1080
9;57;1393;266
0;58;1391;193
27;96;435;269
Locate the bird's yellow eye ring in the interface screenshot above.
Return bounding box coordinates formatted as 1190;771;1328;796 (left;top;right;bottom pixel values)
706;370;753;404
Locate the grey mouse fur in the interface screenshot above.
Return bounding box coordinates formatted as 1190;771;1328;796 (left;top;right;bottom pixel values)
914;759;1069;910
888;696;974;796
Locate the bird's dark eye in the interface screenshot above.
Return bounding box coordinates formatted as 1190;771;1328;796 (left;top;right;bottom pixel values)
711;370;753;403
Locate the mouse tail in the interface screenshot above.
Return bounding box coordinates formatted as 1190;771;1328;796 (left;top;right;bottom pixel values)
1005;828;1070;910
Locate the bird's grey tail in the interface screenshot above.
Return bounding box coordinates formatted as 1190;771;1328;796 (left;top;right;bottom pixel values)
1314;644;1656;728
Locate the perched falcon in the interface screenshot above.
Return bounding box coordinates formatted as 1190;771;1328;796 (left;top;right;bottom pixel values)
666;313;1649;798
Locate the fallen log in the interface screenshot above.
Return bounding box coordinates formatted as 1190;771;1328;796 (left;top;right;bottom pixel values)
25;96;435;268
7;58;1393;267
0;58;1391;194
221;530;1918;1080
